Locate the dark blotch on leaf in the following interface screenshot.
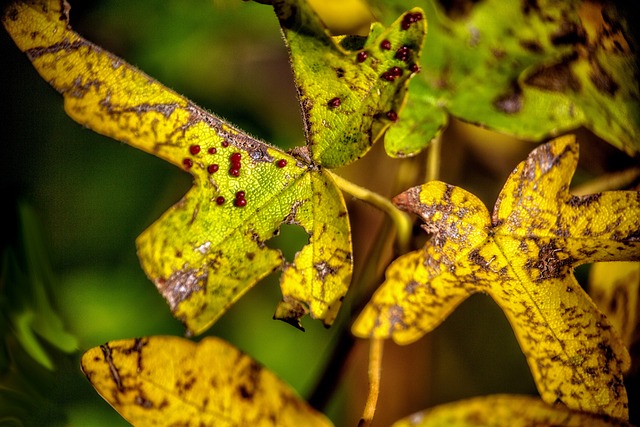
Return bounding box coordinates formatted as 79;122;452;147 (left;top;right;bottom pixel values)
386;110;399;121
182;158;193;170
550;21;587;46
525;55;581;92
493;91;523;114
380;39;391;50
589;60;619;96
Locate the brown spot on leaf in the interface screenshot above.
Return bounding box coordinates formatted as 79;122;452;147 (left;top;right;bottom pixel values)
550;21;587;46
494;90;523;114
525;55;581;92
589;60;619;96
156;267;207;311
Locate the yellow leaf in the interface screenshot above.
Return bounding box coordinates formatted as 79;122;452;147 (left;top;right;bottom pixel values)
2;0;352;334
353;135;640;419
391;394;633;427
80;336;333;427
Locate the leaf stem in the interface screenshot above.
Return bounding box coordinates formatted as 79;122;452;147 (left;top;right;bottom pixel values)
571;167;640;196
426;134;441;182
358;338;384;427
327;170;412;253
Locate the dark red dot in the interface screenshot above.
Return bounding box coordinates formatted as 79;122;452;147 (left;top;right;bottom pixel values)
229;168;240;177
328;97;341;108
386;110;398;121
395;46;410;62
216;196;225;205
409;63;421;73
381;71;396;81
234;198;247;207
230;160;241;170
401;12;423;30
276;159;287;168
236;190;245;198
230;152;242;162
222;140;229;148
380;39;391;50
356;51;368;63
207;164;219;174
189;144;201;155
208;147;217;155
182;158;193;169
390;66;403;77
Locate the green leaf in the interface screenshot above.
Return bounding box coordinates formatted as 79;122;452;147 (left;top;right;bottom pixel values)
81;336;333;427
353;135;640;419
391;395;633;427
258;0;426;167
1;203;77;371
370;0;640;157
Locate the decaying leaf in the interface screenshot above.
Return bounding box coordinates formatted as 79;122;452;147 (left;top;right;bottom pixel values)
257;0;426;168
81;336;333;427
589;261;640;373
391;394;633;427
353;135;640;419
369;0;640;158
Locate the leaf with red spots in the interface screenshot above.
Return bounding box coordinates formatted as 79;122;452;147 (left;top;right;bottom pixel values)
369;0;640;158
80;336;333;427
391;395;633;427
353;135;640;420
2;0;352;335
256;0;426;168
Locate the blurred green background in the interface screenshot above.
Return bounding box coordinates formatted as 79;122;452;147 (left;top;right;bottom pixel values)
1;1;636;426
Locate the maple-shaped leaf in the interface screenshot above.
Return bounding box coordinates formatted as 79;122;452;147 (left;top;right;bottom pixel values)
391;394;633;427
353;135;640;419
81;336;333;426
3;0;425;334
369;0;640;158
256;0;426;168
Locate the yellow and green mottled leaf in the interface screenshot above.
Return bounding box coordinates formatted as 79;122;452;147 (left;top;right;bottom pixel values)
257;0;426;167
353;135;640;419
391;394;633;427
589;261;640;368
81;336;333;427
2;0;352;334
370;0;639;158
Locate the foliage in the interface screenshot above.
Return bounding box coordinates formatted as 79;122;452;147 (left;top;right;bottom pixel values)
2;0;639;426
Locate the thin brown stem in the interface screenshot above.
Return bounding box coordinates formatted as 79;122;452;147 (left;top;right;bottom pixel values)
358;338;384;427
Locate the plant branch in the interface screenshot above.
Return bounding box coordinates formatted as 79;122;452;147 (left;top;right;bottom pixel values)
358;338;384;427
425;135;441;182
327;170;412;253
572;167;640;196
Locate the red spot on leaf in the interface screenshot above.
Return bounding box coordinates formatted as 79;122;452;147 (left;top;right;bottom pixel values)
356;51;368;63
386;110;398;121
189;145;201;155
230;152;242;163
380;39;391;50
276;159;287;168
229;168;240;177
216;196;225;205
182;158;193;169
208;147;217;155
207;164;219;174
328;97;341;108
222;140;229;148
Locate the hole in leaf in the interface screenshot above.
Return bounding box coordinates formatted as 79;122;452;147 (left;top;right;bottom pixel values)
266;224;309;264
